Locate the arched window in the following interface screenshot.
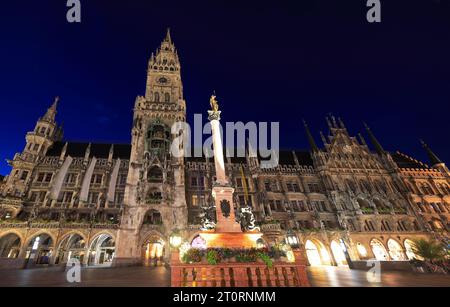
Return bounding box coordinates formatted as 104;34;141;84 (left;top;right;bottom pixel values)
0;234;21;258
346;180;356;193
396;221;408;231
387;239;406;261
148;166;163;183
356;242;368;258
154;92;160;102
143;209;162;225
370;239;389;261
381;220;391;231
404;239;422;260
164;93;170;103
364;220;375;231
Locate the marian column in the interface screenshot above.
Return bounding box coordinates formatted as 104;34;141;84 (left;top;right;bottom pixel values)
207;95;242;233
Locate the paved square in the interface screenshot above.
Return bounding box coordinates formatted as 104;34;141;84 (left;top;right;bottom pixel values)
0;266;448;287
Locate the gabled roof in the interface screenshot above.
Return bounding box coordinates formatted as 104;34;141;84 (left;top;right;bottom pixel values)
391;151;428;169
46;142;132;160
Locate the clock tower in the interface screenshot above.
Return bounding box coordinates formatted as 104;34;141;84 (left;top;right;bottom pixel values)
114;29;188;266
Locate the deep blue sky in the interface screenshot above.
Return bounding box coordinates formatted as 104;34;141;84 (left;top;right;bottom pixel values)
1;0;449;175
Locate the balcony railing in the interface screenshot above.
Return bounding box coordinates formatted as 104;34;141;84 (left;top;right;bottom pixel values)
171;251;309;287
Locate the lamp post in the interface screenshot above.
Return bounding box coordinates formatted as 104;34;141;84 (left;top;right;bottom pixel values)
285;229;300;250
169;232;182;249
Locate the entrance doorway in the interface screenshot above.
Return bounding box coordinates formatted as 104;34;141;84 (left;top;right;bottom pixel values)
142;235;165;267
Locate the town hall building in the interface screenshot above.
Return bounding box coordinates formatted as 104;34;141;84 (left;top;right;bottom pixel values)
0;30;448;269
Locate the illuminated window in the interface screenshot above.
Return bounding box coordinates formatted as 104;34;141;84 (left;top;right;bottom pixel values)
356;242;368;258
388;239;406;261
370;239;389;261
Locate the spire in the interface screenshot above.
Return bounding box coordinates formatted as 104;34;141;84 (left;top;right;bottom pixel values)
42;96;59;122
165;28;172;43
338;117;346;129
108;144;115;162
358;133;367;146
420;140;443;166
325;116;333;131
303;120;319;152
320;131;328;145
364;122;384;155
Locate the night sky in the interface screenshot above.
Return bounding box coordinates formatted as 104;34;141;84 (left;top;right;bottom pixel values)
1;0;449;175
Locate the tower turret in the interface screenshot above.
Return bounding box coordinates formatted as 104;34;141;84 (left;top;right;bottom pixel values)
3;97;63;197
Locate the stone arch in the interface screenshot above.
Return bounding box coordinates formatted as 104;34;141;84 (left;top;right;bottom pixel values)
24;232;55;265
87;233;116;266
141;231;166;266
148;165;163;183
387;238;406;261
403;239;421;260
373;198;389;209
142;209;163;225
54;232;87;265
0;233;22;258
357;197;373;213
369;238;389;261
24;231;56;250
330;240;348;266
304;239;331;266
355;242;369;259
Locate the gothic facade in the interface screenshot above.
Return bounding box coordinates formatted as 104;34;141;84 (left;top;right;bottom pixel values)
0;31;448;269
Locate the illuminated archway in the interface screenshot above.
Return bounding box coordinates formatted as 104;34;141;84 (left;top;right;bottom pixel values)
142;234;166;267
330;240;347;266
404;239;422;260
305;240;331;266
0;233;21;258
387;239;406;261
370;239;389;261
88;234;115;266
25;233;54;265
356;242;368;259
55;233;86;265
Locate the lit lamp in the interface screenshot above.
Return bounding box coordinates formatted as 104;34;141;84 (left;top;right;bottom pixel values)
285;230;300;249
169;232;182;249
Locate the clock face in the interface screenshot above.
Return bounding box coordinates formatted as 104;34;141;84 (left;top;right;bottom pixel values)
158;77;168;84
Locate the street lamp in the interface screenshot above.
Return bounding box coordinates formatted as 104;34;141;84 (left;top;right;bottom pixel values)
285;230;300;249
169;232;182;249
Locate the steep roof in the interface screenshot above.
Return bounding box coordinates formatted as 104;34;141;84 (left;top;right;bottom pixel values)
46;142;132;160
391;151;428;169
46;142;427;170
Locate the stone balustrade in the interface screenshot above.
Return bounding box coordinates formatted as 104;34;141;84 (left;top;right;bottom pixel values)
171;251;309;287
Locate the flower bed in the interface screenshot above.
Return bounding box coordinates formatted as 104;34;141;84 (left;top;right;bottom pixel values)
181;247;288;268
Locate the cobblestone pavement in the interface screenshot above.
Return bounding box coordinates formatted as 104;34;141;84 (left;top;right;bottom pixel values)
0;265;448;287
